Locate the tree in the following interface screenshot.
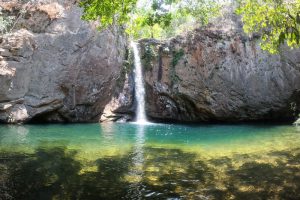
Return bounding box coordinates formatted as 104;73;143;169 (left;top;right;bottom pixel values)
80;0;138;30
127;0;174;38
236;0;300;54
80;0;220;39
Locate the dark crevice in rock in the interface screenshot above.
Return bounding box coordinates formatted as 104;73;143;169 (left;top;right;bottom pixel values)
157;46;163;82
29;110;67;124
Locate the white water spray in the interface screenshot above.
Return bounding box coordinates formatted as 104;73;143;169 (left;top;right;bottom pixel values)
131;41;148;123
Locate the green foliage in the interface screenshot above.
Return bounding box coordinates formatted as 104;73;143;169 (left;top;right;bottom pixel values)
236;0;300;54
80;0;138;30
171;48;184;67
160;0;220;39
116;48;134;88
141;44;156;71
128;0;220;39
176;0;220;25
123;48;134;73
0;8;15;34
0;5;29;34
126;0;177;38
169;49;184;84
80;0;220;39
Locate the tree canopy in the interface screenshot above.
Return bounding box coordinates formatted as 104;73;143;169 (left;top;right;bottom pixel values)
80;0;138;30
237;0;300;53
80;0;219;39
79;0;300;53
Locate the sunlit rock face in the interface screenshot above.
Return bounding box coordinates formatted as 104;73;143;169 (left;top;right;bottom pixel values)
105;13;300;123
0;0;126;123
140;33;300;122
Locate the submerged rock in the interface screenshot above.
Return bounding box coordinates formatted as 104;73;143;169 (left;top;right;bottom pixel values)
0;0;126;123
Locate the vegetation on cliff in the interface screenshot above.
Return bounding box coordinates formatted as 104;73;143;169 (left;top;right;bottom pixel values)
79;0;300;53
0;8;14;34
0;0;299;53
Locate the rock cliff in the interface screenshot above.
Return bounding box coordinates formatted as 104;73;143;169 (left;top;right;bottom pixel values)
0;0;126;123
1;1;300;124
141;33;300;122
103;15;300;123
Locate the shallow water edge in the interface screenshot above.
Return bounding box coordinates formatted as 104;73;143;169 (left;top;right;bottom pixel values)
0;123;300;199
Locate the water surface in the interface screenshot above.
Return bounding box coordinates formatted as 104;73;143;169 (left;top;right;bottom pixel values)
0;123;300;199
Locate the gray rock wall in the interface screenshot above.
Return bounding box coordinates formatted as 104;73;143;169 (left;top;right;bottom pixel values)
1;1;299;123
103;26;300;123
141;30;300;122
0;0;127;123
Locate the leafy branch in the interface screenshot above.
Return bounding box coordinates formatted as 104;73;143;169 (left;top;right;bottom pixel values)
236;0;300;54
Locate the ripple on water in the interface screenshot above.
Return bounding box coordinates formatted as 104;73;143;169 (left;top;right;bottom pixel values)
0;123;300;199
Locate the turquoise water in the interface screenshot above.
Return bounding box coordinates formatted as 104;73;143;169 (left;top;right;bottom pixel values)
0;123;300;199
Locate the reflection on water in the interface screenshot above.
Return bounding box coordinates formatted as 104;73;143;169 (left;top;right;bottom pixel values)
127;125;145;199
0;125;29;144
0;123;300;199
296;125;300;132
100;122;115;141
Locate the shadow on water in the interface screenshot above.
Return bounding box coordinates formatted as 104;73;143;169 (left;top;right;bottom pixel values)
0;147;81;200
0;146;300;199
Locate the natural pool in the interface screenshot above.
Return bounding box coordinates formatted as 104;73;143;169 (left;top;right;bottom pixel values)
0;123;300;200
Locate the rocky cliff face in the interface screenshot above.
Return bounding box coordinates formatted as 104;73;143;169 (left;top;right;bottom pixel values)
141;33;300;122
0;0;126;123
103;18;300;123
1;1;299;124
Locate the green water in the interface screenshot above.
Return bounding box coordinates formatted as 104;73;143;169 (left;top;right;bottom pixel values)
0;123;300;199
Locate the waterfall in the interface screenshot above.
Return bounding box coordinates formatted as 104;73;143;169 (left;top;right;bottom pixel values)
131;41;148;123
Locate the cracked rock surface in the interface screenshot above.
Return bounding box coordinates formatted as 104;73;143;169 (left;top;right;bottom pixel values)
139;29;300;122
0;0;126;123
102;13;300;123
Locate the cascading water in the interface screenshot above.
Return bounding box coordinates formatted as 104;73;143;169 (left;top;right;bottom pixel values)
131;41;148;123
